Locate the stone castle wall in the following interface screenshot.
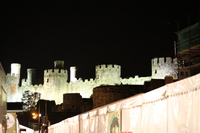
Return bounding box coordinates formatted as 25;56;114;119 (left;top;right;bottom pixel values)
120;75;152;85
93;85;136;108
6;57;178;105
62;93;82;113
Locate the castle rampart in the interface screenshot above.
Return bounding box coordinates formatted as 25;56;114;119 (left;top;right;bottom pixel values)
44;69;67;75
82;78;94;82
44;69;68;83
95;64;121;71
6;58;178;105
121;76;151;85
6;73;20;77
152;57;177;67
6;73;20;86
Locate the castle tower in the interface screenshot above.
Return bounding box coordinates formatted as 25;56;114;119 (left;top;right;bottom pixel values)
54;60;64;69
27;68;36;85
11;63;21;77
11;63;21;85
70;66;77;82
151;57;178;79
43;61;68;104
95;64;121;85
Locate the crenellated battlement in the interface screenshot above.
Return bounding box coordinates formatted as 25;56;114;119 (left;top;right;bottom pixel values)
21;84;43;88
152;57;178;79
121;76;151;85
152;57;177;66
43;68;68;85
69;78;95;84
80;78;94;83
6;73;20;77
95;64;121;71
44;69;67;75
31;84;43;87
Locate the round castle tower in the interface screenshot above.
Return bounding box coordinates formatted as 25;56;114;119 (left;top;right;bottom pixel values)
11;63;21;77
27;68;36;85
11;63;21;85
93;85;135;108
95;64;121;85
70;66;77;82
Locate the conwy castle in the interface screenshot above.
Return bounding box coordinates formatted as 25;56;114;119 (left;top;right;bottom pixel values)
6;57;178;105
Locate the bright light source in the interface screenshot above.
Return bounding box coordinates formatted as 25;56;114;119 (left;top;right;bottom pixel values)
32;112;38;119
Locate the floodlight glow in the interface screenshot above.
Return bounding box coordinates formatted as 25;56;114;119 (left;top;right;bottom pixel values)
32;112;38;119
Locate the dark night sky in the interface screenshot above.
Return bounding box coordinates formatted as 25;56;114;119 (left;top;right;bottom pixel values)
1;1;200;81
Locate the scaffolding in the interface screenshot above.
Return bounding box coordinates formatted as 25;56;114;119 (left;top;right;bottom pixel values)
177;22;200;79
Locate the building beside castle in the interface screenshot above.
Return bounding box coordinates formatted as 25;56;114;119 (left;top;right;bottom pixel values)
177;22;200;79
0;62;7;132
6;57;178;105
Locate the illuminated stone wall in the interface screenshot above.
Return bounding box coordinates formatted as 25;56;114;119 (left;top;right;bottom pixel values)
151;57;178;79
43;69;68;104
95;64;121;85
6;73;21;102
120;75;151;85
6;63;22;102
6;57;178;105
67;78;95;98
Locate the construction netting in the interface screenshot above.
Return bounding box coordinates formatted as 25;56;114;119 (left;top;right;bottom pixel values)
177;22;200;52
48;73;200;133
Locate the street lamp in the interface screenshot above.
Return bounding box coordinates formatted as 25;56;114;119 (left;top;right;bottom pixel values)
31;112;38;120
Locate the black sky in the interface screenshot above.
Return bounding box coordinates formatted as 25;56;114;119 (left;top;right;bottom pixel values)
1;1;200;80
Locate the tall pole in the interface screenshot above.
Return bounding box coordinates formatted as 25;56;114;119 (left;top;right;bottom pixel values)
174;41;177;58
45;100;47;124
38;101;41;133
45;100;48;127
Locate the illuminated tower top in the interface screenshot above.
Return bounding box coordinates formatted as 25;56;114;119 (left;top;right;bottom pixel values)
11;63;21;77
70;66;77;82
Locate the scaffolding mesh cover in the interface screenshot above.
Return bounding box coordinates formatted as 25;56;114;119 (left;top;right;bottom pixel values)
177;22;200;52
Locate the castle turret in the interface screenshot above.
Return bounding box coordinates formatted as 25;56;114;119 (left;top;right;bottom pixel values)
151;57;178;79
11;63;21;85
11;63;21;77
27;68;36;85
70;66;77;82
54;60;64;69
95;64;121;85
